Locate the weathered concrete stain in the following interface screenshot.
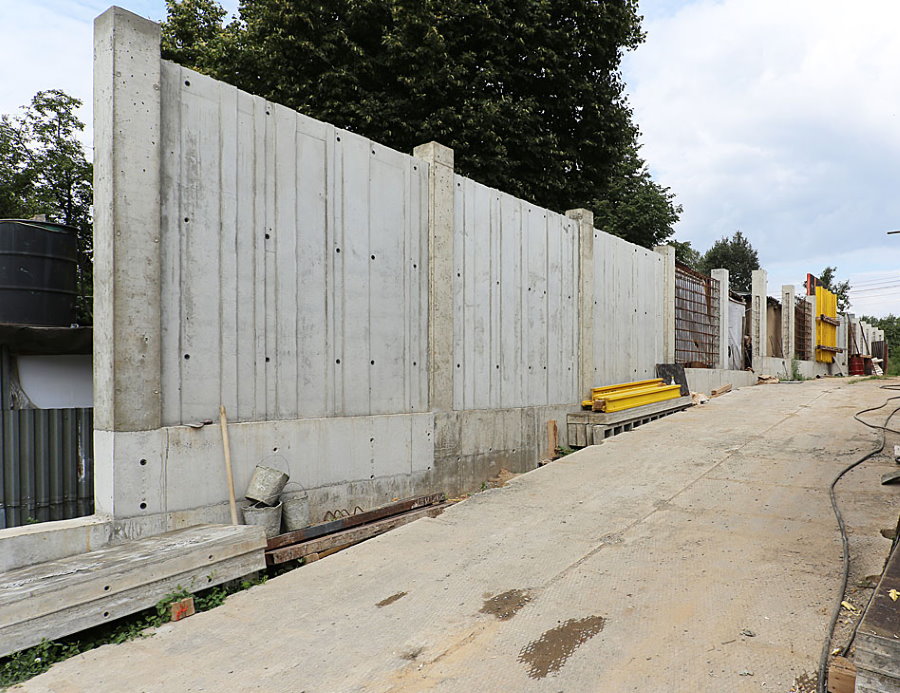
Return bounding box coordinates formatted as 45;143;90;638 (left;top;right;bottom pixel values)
480;589;532;620
376;592;407;608
518;616;605;679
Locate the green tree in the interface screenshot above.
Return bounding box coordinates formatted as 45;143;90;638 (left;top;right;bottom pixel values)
699;231;760;293
669;239;701;269
162;0;680;248
0;90;93;323
812;266;851;313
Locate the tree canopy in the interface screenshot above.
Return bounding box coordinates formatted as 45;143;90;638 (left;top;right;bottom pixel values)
812;266;851;313
859;313;900;375
0;90;93;323
698;230;760;293
161;0;680;248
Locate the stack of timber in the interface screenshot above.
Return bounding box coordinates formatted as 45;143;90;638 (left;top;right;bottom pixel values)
265;493;449;565
0;524;266;658
570;378;692;448
853;537;900;692
581;378;682;413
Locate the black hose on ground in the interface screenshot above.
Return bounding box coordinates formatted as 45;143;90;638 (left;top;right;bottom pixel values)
817;383;900;693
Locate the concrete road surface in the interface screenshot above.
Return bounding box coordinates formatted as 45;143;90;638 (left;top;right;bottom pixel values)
20;379;900;692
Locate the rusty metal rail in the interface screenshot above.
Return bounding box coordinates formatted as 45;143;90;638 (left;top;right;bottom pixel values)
675;263;720;367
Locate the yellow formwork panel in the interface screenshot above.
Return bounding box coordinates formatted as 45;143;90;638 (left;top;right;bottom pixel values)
815;286;837;363
598;384;682;413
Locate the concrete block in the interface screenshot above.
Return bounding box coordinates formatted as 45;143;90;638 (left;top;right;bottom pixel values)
0;515;113;573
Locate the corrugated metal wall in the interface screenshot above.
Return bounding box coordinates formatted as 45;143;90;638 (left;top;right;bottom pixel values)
593;233;665;385
0;408;93;529
159;62;429;426
452;176;580;410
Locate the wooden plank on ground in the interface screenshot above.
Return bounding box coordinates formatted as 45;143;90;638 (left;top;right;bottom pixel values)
711;383;732;397
826;656;855;693
266;503;449;565
267;493;446;549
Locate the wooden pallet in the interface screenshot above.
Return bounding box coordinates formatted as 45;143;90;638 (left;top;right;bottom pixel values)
567;396;693;448
854;538;900;693
0;524;266;658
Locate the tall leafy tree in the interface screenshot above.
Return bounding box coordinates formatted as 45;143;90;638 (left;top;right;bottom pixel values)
699;231;760;293
162;0;681;247
811;266;851;313
0;90;93;323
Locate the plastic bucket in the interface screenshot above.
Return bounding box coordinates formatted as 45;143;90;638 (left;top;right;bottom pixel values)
282;493;310;532
242;501;283;538
245;465;289;505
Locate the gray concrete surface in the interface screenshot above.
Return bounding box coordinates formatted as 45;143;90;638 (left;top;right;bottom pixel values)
20;379;900;692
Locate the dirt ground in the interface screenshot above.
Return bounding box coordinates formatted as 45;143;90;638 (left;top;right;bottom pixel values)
18;378;900;693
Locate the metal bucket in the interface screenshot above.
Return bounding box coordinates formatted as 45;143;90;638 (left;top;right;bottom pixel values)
242;501;283;538
245;465;289;505
281;492;310;532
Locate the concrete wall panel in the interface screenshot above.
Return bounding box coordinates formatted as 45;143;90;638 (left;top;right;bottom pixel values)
158;63;429;426
453;177;579;410
593;233;665;386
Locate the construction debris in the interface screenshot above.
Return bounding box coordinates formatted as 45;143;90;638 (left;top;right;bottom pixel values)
711;383;732;397
757;374;780;385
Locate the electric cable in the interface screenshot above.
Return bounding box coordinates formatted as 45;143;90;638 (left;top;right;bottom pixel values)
817;383;900;693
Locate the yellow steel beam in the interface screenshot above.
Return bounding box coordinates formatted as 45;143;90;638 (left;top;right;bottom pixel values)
591;379;663;396
597;384;682;413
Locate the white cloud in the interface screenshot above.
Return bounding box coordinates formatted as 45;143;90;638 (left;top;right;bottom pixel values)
626;0;900;315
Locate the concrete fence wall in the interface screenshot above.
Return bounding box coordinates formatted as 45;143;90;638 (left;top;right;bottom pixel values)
85;7;853;541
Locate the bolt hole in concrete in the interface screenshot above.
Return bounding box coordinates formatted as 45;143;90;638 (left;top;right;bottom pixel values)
184;80;190;86
265;233;270;239
518;616;606;679
183;217;189;223
265;357;270;362
336;359;341;364
139;458;147;466
139;502;147;510
336;135;341;141
103;612;109;618
272;447;278;452
413;361;417;366
336;247;341;253
104;585;109;591
184;354;190;360
371;254;375;260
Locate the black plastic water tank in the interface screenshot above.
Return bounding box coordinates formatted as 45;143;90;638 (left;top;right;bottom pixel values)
0;219;78;326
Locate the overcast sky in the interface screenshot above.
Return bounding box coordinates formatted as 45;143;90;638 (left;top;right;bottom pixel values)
3;0;899;317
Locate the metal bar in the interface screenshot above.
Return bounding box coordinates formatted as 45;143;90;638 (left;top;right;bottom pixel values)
598;384;682;413
18;409;35;523
266;492;447;550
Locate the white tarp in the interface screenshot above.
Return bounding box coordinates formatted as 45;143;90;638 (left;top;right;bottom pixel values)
15;355;93;408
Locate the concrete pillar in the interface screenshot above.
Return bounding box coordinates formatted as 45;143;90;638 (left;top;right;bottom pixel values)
93;7;162;433
566;209;594;395
711;269;729;370
413;142;455;411
781;285;795;361
751;269;768;367
654;245;676;363
93;7;163;516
